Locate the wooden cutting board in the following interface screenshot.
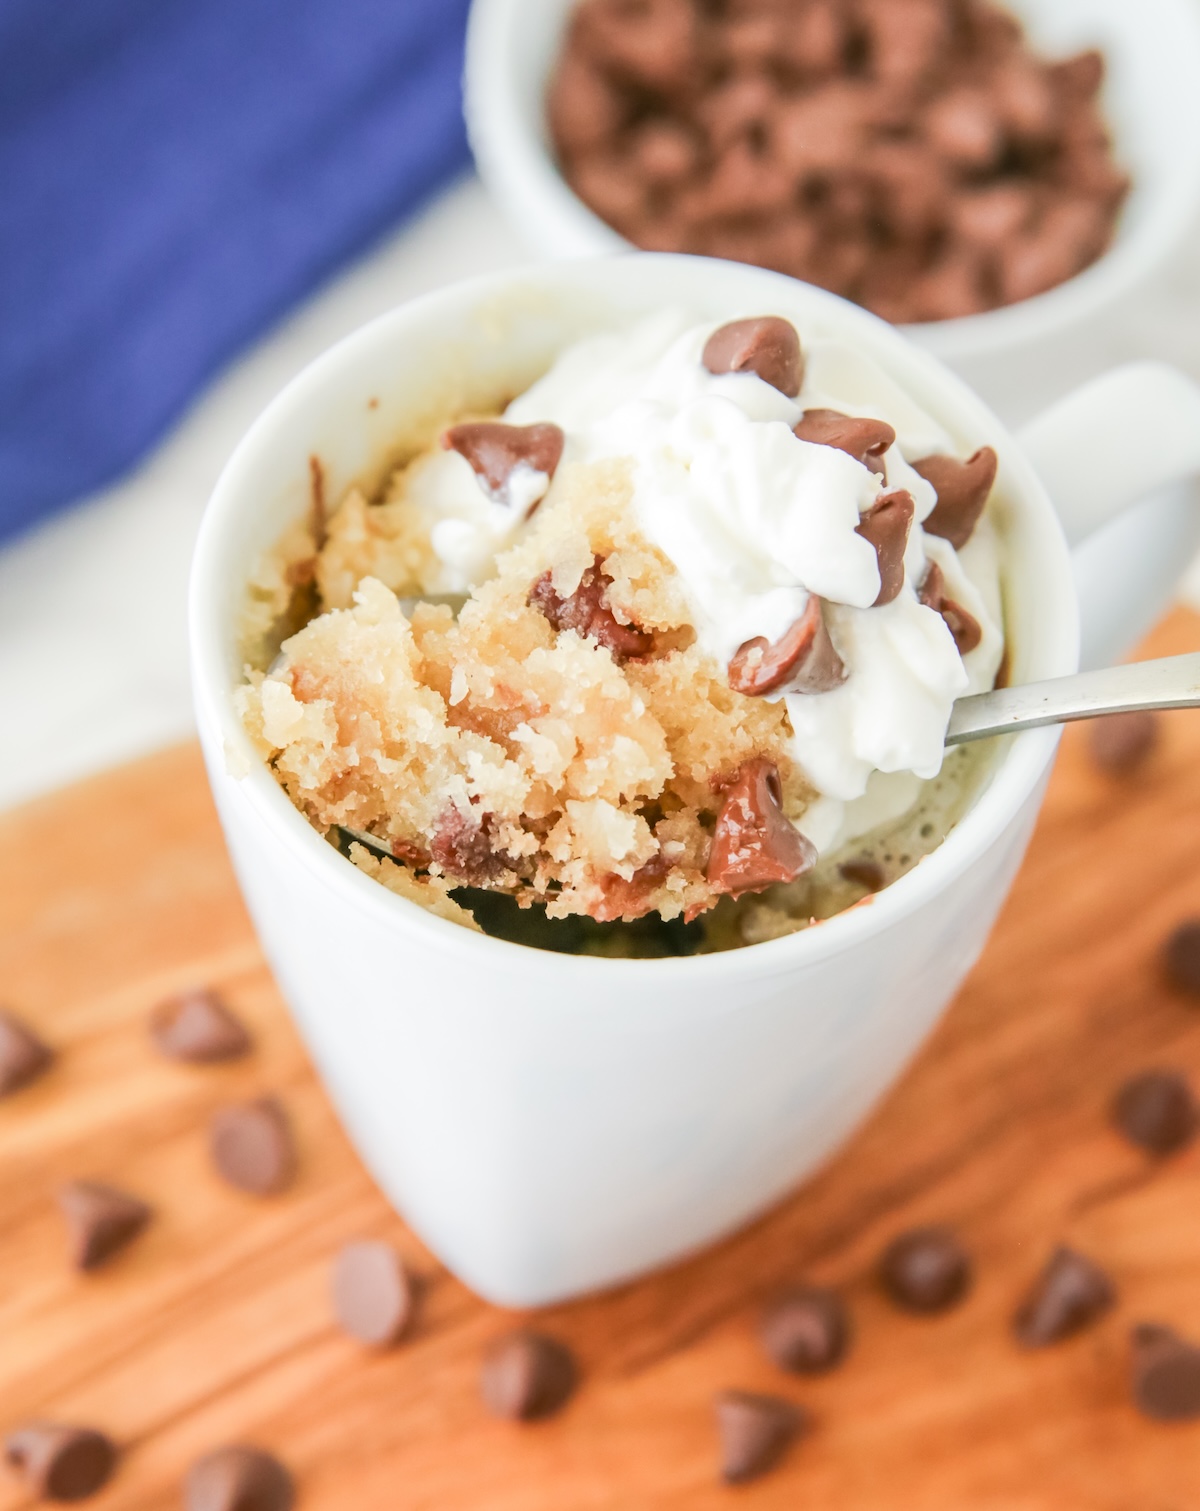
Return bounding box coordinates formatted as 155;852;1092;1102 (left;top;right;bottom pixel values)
4;612;1200;1511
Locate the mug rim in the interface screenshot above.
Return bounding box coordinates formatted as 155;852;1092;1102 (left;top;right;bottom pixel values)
189;253;1071;983
463;0;1200;361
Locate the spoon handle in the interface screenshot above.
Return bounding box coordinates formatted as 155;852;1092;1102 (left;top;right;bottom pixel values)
946;653;1200;746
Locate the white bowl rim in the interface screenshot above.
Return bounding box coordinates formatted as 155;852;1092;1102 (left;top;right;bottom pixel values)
189;253;1070;988
462;0;1200;361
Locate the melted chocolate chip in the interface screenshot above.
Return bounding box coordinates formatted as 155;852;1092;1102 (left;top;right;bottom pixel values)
209;1097;295;1196
1164;920;1200;996
880;1226;972;1313
1013;1246;1115;1347
184;1446;295;1511
332;1241;415;1347
760;1288;849;1374
429;806;510;886
150;988;252;1063
794;409;895;476
701;317;804;397
57;1181;152;1271
0;1008;53;1098
1088;710;1159;775
714;1391;806;1484
1112;1070;1197;1156
917;561;982;654
839;857;885;892
727;596;846;697
1131;1324;1200;1422
529;555;653;661
480;1331;578;1421
914;446;998;549
707;759;817;896
5;1424;117;1502
442;422;565;512
856;489;914;605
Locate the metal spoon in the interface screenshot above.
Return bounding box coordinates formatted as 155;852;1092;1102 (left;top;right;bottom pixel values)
946;653;1200;746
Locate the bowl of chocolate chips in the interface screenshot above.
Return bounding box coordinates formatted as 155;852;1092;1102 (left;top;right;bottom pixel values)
465;0;1200;363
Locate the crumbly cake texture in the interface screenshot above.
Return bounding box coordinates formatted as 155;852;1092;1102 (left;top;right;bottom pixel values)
238;457;806;925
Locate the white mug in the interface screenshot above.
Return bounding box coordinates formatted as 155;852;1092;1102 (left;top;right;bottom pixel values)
189;256;1200;1308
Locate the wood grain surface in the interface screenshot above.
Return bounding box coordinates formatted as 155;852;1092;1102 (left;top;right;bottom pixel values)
4;612;1200;1510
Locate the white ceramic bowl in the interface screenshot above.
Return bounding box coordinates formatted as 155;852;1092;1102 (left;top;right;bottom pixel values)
190;255;1200;1306
465;0;1200;373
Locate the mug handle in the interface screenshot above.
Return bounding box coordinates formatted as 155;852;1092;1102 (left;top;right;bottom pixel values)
1017;363;1200;670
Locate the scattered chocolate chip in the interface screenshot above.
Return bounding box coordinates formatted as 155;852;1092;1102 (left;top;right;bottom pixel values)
5;1424;117;1503
707;759;817;897
529;554;653;661
57;1181;152;1271
760;1287;849;1374
1112;1070;1197;1156
1013;1246;1115;1347
1164;920;1200;996
794;409;896;476
0;1008;53;1098
917;561;982;655
184;1446;295;1511
1131;1324;1200;1422
150;988;252;1064
209;1097;295;1196
856;489;914;606
839;858;885;892
332;1240;414;1347
915;447;997;549
701;317;804;397
727;595;846;697
880;1226;972;1313
480;1331;578;1421
442;422;565;513
1088;710;1159;775
714;1390;806;1484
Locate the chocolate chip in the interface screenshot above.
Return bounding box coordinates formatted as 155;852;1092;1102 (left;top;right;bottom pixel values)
701;317;804;397
5;1424;117;1502
480;1331;578;1421
1088;710;1159;776
529;554;653;661
917;562;982;655
0;1008;53;1098
794;409;896;476
1131;1324;1200;1422
150;988;252;1064
1112;1070;1197;1156
209;1097;295;1196
331;1241;414;1347
839;858;885;892
57;1181;152;1271
707;759;817;897
429;806;510;886
856;489;914;606
727;596;846;697
914;447;998;549
1164;920;1200;996
184;1446;294;1511
880;1226;972;1313
714;1391;806;1484
442;422;565;513
1013;1246;1115;1347
760;1288;849;1373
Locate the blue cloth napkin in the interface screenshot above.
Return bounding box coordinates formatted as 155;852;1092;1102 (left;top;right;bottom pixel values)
0;0;472;543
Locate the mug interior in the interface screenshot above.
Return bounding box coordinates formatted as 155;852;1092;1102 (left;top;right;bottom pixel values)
191;255;1075;972
464;0;1200;357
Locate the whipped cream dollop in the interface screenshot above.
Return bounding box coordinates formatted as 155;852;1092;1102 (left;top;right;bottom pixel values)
404;310;1005;846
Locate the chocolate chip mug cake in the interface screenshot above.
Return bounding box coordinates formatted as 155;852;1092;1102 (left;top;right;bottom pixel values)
237;311;1005;955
